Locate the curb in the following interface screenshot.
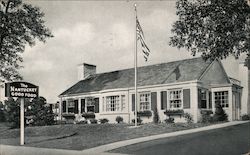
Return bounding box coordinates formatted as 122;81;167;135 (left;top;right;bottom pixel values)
82;121;249;154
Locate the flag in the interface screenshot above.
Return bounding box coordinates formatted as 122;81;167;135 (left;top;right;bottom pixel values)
136;17;150;61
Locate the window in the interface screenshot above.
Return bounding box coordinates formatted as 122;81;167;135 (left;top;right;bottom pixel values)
86;97;95;112
139;93;151;111
67;100;75;113
106;96;120;112
169;89;182;109
214;91;229;108
201;90;207;109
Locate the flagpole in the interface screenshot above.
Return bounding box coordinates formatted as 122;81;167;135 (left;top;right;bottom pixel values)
134;3;138;127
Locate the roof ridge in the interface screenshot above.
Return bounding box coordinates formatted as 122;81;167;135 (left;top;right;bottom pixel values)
94;57;202;76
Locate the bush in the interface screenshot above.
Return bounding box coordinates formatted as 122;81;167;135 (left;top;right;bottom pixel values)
183;113;193;124
213;102;228;122
82;112;95;119
199;112;213;123
165;117;174;123
89;119;98;124
153;108;159;124
116;116;123;123
99;118;109;124
241;114;250;120
132;117;143;124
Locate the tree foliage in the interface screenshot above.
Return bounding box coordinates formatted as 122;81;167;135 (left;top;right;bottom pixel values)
170;0;250;60
4;97;55;128
0;0;53;81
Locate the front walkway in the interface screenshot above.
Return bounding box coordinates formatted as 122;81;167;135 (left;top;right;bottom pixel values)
0;121;248;155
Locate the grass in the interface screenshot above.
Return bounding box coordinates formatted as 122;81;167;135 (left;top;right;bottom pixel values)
0;122;214;150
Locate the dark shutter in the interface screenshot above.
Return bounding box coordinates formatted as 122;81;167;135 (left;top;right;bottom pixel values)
151;92;157;111
132;94;135;111
198;89;202;109
183;89;190;109
62;101;66;113
94;98;99;113
161;91;167;110
209;92;212;109
81;99;85;113
74;100;78;114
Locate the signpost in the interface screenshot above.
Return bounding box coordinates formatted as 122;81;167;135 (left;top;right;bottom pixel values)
5;82;39;145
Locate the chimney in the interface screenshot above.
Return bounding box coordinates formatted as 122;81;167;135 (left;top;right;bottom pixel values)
78;63;96;81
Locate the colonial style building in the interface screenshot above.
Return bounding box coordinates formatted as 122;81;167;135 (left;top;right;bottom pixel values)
59;57;245;123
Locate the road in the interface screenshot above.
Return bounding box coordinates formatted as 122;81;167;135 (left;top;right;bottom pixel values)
111;122;250;155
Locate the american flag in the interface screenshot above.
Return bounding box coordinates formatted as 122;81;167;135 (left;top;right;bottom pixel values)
136;17;150;61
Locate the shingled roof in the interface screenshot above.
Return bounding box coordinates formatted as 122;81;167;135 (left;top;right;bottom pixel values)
60;57;212;96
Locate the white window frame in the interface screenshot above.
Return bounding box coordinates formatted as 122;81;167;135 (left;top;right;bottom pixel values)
201;89;207;109
139;92;151;111
106;95;120;112
214;91;229;108
168;89;183;109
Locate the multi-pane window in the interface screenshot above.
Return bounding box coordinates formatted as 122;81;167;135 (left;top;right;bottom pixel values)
86;98;95;112
214;91;229;108
106;96;120;112
169;89;182;109
201;90;207;108
67;100;75;113
121;95;126;111
139;93;151;111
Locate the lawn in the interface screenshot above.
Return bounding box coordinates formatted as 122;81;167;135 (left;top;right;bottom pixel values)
0;122;213;150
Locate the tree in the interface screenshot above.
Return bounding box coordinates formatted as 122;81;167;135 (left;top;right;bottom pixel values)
0;101;6;122
4;97;55;128
170;0;250;108
0;0;53;81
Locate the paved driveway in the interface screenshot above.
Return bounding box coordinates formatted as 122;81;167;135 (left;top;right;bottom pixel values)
111;122;250;155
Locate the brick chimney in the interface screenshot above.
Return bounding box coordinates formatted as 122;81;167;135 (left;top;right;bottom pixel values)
78;63;96;81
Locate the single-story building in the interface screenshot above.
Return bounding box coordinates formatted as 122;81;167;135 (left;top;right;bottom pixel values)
59;57;244;123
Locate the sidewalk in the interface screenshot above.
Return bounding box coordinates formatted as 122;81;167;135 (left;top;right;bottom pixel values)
0;121;248;155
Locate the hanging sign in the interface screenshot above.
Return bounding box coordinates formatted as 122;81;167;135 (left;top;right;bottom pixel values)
5;82;39;98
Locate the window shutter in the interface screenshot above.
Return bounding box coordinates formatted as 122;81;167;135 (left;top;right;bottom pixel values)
209;92;212;109
161;91;167;110
132;94;135;111
151;92;157;111
94;98;99;113
81;99;85;113
74;100;78;114
62;101;66;113
198;89;202;109
183;89;190;109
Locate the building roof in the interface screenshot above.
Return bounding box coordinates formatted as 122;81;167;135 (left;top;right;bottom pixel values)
60;57;213;96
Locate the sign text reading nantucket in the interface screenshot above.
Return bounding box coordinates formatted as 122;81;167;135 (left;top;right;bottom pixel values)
5;82;39;98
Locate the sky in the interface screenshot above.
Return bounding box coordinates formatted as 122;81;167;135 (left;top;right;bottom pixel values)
18;0;246;103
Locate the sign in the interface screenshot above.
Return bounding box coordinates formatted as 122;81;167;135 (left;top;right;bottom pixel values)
5;82;39;98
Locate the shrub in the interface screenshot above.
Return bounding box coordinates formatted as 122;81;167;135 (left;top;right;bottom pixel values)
99;118;109;124
116;116;123;123
132;117;143;124
213;102;228;122
199;112;213;123
82;112;95;119
89;119;98;124
153;108;159;124
165;117;174;123
183;113;193;124
241;114;250;120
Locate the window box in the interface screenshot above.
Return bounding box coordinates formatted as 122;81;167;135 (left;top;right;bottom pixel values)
200;110;213;115
137;110;152;117
82;112;95;119
164;109;184;117
62;113;75;120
